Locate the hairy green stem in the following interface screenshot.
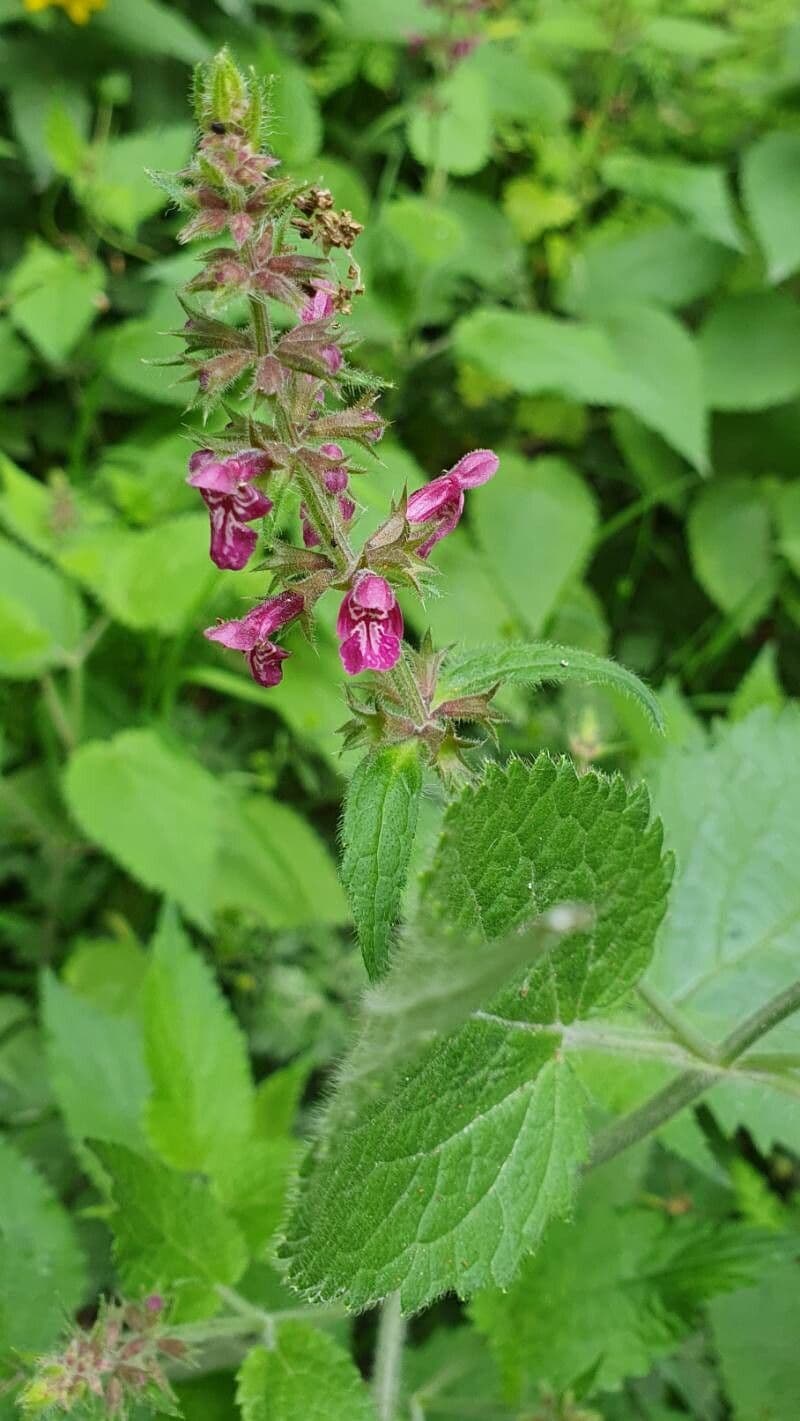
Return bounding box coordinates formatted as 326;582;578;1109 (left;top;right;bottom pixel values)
588;1069;714;1170
373;1292;406;1421
637;981;719;1062
718;977;800;1065
589;977;800;1169
389;649;429;726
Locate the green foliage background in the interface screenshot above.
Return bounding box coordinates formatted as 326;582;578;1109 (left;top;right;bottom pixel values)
1;1;799;1419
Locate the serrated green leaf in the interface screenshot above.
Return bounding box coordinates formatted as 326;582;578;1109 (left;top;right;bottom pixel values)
453;305;707;469
602;153;743;250
92;1141;247;1322
282;1023;588;1312
472;1167;779;1402
144;909;254;1180
0;1137;86;1362
283;759;669;1310
63;730;221;929
237;1326;377;1421
700;293;800;411
349;905;592;1084
439;642;663;731
742;131;800;283
7;240;105;365
687;479;778;630
42;970;150;1151
710;1261;800;1421
420;758;670;1022
341;744;423;981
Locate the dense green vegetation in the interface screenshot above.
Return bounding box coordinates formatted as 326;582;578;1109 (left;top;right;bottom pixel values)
1;2;799;1419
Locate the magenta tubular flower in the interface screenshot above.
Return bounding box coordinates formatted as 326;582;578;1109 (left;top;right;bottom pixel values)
336;572;403;675
204;590;303;687
300;287;342;373
187;449;273;570
407;447;498;557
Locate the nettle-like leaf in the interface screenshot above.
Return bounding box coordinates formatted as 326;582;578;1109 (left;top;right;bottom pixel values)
471;1164;783;1402
439;642;664;732
644;705;800;1151
91;1141;247;1323
341;743;424;980
350;905;592;1082
143;908;255;1180
0;1137;87;1362
281;757;671;1312
237;1325;377;1421
420;757;671;1022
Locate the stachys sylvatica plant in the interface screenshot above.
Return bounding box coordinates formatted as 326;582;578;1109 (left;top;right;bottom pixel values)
13;48;800;1421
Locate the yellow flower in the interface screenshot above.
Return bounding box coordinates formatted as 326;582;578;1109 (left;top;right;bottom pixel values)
24;0;106;23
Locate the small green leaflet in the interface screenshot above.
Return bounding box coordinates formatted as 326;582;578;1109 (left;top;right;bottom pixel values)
0;1137;86;1360
438;641;664;731
143;908;255;1182
237;1326;377;1421
341;742;423;980
282;758;670;1310
91;1142;247;1322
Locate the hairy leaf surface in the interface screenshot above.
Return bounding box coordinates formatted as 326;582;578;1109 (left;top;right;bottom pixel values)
341;743;423;980
421;757;671;1022
439;642;663;730
283;759;670;1310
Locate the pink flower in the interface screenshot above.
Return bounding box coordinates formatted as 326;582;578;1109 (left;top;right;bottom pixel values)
300;286;342;373
336;572;403;675
358;410;384;443
187;449;273;570
406;447;498;558
204;590;303;688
